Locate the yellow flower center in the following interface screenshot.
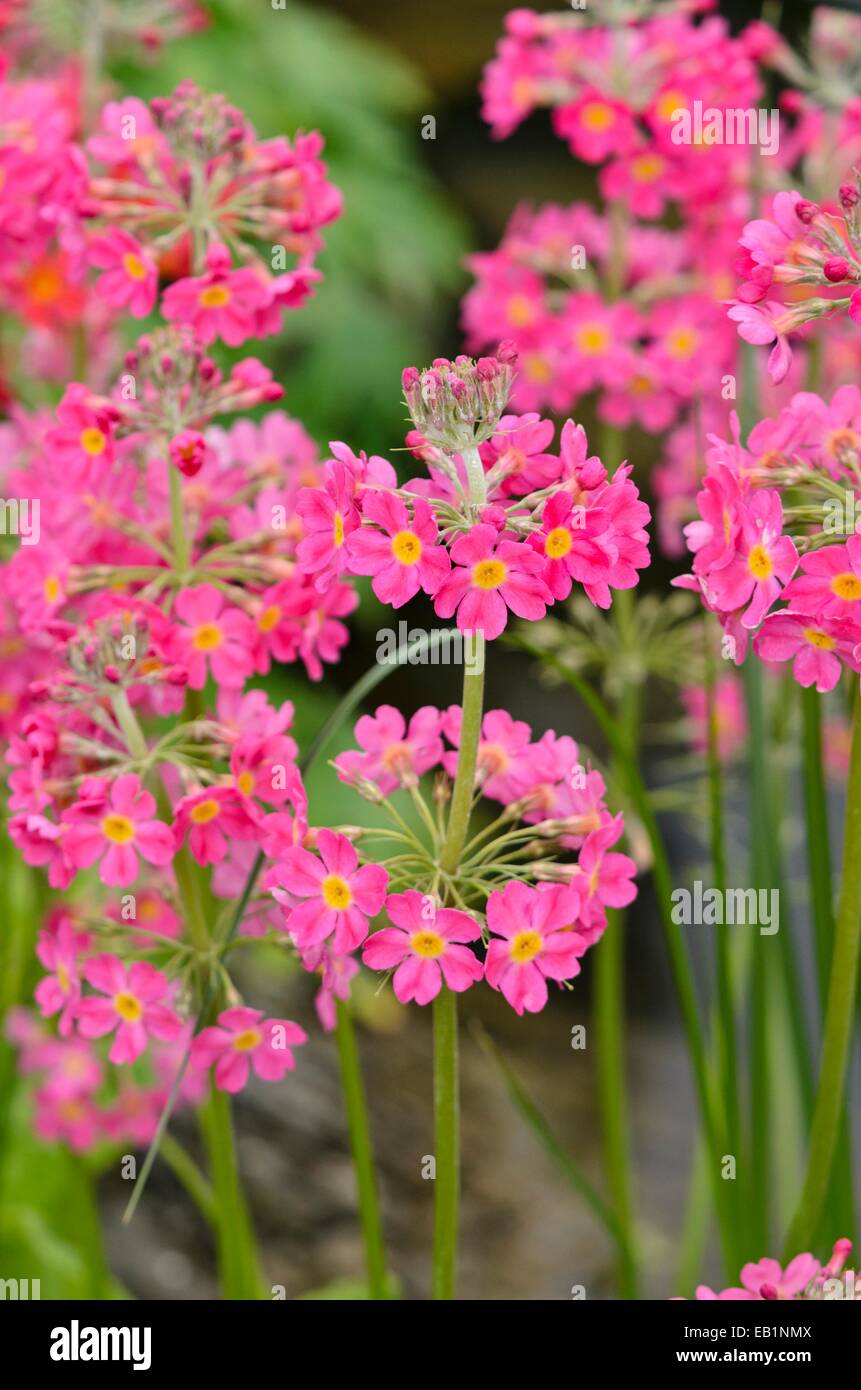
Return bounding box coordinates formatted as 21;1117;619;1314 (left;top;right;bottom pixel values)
101;814;136;845
411;929;445;958
523;352;553;383
575;323;610;355
80;427;107;456
804;627;836;650
233;1028;262;1051
631;154;664;182
322;874;352;910
193;622;223;651
656;90;687;122
391;530;422;565
580;101;614;132
190;798;221;825
237;770;255;796
122;252;148;281
473;559;506;590
333;510;345;547
747;544;773;580
510;929;543;963
57;964;71;992
545;526;572;559
825;427;861;460
44;575;61;604
667;327;698;359
257;604;281;633
198;284;231;309
114;991;143;1022
831;572;861;601
506;293;535;328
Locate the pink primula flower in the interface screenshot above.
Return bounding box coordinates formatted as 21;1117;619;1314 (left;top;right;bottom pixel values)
172;583;256;690
347;493;450;607
190;1007;307;1093
272;828;388;953
65;774;174;887
77;955;182;1064
485;881;589;1015
88;228;157;318
754;611;861;692
434;523;552;639
362;890;483;1005
335;704;444;793
161;242;270;346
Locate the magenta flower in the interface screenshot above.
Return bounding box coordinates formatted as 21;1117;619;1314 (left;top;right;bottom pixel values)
77;955;183;1064
754;611;861;692
190;1007;307;1093
296;460;360;588
727;299;794;384
334;704;444;793
88;228;157;319
162;242;269;346
173;786;260;867
577;815;638;940
347;493;450;607
739;1254;820;1300
172;583;256;690
485;881;589;1015
707;489;798;629
272;828;388;953
34;919;83;1037
64;774;174;887
362;891;483;1005
782;536;861;620
434;523;551;639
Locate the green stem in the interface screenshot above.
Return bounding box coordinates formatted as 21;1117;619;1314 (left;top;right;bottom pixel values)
200;1079;264;1299
704;618;741;1264
161;1133;217;1225
799;686;855;1241
334;1000;389;1299
431;608;486;1299
431;985;459;1300
784;686;861;1256
169;464;190;576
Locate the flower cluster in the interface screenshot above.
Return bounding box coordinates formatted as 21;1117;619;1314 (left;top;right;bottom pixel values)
691;1239;857;1301
294;349;651;634
266;703;636;1017
676;385;861;690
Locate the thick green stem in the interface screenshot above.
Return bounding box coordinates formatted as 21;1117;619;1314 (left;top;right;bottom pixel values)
595;586;639;1298
431;985;459;1300
200;1079;264;1299
431;607;486;1299
799;686;855;1239
169;464;190;577
705;619;741;1264
334;1000;389;1299
784;687;861;1256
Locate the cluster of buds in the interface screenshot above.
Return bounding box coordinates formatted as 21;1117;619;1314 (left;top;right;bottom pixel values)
401;343;519;453
120;326;283;464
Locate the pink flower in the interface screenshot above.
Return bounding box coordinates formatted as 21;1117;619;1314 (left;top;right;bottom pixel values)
272;828;388;953
442;706;535;801
782;536;861;620
173;786;260;867
755;611;861;692
300;944;359;1032
161;242;269;346
34;919;83;1036
434;523;552;639
169;428;210;478
64;774;174;887
362;891;483;1005
707;490;798;629
77;956;182;1064
553;91;638;164
727;300;794;384
532;490;611;602
347;493;450;607
485;881;589;1015
172;584;256;689
335;704;444;793
296;460;360;589
740;1254;820;1300
190;1007;307;1093
88;228;157;318
576;814;638;939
